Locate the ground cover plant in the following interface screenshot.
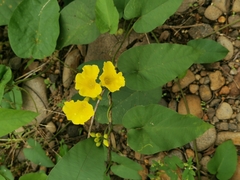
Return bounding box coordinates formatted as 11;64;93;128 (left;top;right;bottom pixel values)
0;0;239;179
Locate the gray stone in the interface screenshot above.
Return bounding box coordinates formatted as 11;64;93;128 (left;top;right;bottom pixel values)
228;15;240;28
199;85;212;101
168;149;184;161
229;123;237;131
212;0;230;13
232;0;240;12
216;122;228;130
9;57;21;70
22;77;48;125
188;24;214;39
216;102;233;120
207;108;215;119
209;99;221;107
192;127;217;151
204;5;222;21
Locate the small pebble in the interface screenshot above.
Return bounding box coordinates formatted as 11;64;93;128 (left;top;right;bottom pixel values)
46;122;57;133
209;70;225;90
189;84;199;94
204;5;222;21
216;122;228;130
216;102;233;120
199;85;212;101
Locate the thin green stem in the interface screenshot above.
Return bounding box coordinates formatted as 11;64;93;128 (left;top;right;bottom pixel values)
176;79;201;180
203;17;240;38
112;20;134;64
151;31;160;43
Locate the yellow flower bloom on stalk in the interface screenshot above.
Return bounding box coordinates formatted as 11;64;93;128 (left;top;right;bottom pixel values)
62;100;94;125
75;65;102;98
99;61;125;92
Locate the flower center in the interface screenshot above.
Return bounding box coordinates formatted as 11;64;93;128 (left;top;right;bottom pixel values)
104;77;111;85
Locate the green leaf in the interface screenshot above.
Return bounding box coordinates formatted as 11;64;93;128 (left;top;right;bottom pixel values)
111;152;142;179
8;0;59;59
0;0;22;25
0;175;4;180
207;140;237;180
187;39;229;64
122;104;212;154
47;139;106;180
0;109;38;137
57;0;100;49
19;172;47;180
124;0;182;33
95;0;119;34
0;65;12;103
0;166;14;180
118;44;199;91
1;86;22;110
113;0;129;18
23;138;54;167
96;86;162;124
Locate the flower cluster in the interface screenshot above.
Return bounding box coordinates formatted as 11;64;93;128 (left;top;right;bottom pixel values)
62;61;125;125
90;132;109;147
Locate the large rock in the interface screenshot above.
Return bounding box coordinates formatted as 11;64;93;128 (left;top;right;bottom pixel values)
22;77;48;125
178;95;203;118
191;127;217;151
216;132;240;145
62;49;80;88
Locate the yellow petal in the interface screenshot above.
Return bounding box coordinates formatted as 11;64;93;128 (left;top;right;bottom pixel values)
62;100;94;125
99;61;125;92
103;139;109;147
75;65;102;98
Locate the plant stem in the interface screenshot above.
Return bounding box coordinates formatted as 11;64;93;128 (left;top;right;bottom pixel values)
203;17;240;38
112;20;134;64
87;90;105;138
177;79;201;180
150;31;160;43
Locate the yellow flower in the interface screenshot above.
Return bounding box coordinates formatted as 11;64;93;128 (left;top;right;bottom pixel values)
62;100;94;125
75;65;102;98
99;61;125;92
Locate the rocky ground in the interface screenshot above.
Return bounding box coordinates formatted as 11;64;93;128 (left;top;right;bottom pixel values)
1;0;240;179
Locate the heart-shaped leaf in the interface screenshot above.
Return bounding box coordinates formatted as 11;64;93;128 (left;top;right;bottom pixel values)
23;138;54;167
0;109;38;137
95;0;119;34
187;39;229;64
57;0;100;49
122;104;212;154
118;44;199;91
124;0;182;33
0;0;22;25
8;0;60;58
207;140;237;180
47;139;107;180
